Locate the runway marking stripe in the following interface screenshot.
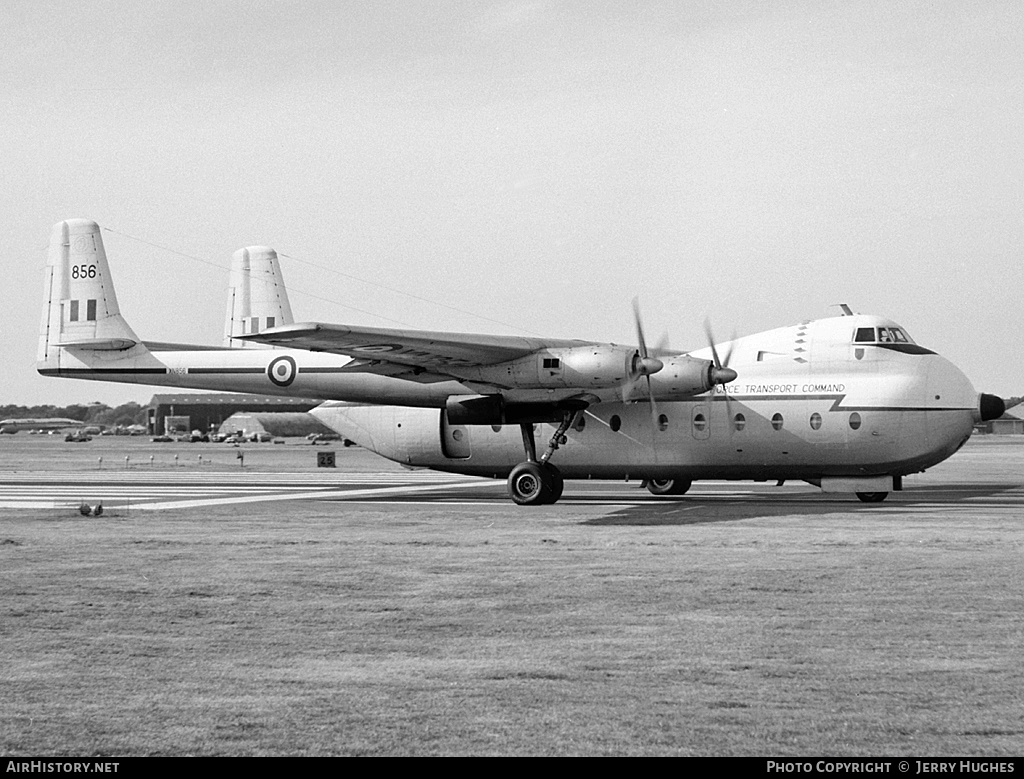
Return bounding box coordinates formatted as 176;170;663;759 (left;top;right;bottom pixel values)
133;479;497;511
2;472;1021;512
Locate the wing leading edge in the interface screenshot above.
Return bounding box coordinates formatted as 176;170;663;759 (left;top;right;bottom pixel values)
239;322;596;372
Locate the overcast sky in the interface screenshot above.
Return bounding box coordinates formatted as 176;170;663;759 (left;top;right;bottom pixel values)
3;0;1021;407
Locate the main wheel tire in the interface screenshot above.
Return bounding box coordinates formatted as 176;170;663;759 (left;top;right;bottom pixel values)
541;463;564;504
646;478;692;496
856;491;888;503
508;462;554;506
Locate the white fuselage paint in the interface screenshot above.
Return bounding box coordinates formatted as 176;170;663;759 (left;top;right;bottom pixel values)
309;315;980;482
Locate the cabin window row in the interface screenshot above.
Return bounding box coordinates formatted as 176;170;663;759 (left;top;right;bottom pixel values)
732;411;863;432
605;412;865;433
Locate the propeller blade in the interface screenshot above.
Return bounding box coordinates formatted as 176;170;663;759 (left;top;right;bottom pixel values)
633;297;648;358
704;318;738;387
704;319;723;369
631;298;663;377
722;383;734;437
721;330;737;368
648;374;660;462
652;332;671;356
633;299;663;460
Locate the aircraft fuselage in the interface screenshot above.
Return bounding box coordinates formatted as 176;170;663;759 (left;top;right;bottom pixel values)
309;315;983;485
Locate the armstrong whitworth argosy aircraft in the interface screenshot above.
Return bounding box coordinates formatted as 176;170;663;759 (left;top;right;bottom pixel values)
38;218;1006;505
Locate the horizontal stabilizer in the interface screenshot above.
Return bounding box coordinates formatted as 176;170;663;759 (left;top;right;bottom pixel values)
56;337;138;351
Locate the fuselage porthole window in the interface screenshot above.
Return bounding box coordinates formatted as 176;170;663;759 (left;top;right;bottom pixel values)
610;415;621;432
691;414;705;432
771;413;784;431
810;412;822;430
733;413;746;432
849;412;862;431
659;414;670;432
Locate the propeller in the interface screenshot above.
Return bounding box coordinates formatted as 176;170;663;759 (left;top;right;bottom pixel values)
631;298;664;379
704;319;739;431
704;319;738;388
627;299;665;454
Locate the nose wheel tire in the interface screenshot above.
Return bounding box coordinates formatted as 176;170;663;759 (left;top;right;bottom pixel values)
646;478;692;496
856;491;888;503
508;461;563;505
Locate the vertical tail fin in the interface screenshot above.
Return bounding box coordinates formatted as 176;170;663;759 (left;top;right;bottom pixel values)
38;219;139;367
223;246;294;348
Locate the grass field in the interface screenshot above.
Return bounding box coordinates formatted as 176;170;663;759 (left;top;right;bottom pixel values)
1;436;1023;755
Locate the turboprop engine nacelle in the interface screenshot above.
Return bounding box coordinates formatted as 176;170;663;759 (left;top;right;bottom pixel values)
648;354;721;399
464;345;637;389
458;346;719;398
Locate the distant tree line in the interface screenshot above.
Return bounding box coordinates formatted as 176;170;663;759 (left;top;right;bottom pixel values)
0;402;147;428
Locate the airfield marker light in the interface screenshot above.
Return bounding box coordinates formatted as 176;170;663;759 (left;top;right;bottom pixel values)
174;454;179;466
97;457;102;470
149;455;154;467
125;455;130;469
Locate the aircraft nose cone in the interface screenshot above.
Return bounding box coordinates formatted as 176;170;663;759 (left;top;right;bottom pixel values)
979;393;1005;422
713;366;738;385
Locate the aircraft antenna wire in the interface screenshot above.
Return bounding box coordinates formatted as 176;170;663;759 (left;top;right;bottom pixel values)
278;250;544;336
99;226;543;336
102;226;439;330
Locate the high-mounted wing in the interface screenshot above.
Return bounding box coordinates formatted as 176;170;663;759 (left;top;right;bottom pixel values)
241;321;716;399
239;322;592;371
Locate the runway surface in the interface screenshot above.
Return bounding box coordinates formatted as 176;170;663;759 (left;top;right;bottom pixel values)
5;437;1023;755
2;466;1022;520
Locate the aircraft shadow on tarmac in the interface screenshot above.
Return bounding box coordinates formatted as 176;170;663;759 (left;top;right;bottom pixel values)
584;482;1023;526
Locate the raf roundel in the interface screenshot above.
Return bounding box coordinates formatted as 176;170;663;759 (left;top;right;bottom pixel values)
267;355;297;387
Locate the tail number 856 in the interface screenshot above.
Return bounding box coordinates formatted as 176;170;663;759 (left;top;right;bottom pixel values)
71;265;97;279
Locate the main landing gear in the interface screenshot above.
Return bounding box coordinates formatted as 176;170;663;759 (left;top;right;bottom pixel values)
507;412;576;506
645;478;692;496
856;492;888;503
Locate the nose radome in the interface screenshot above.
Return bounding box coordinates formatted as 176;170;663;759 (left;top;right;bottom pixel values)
979;393;1006;422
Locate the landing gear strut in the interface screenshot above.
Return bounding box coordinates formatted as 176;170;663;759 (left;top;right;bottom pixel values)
507;412;576;506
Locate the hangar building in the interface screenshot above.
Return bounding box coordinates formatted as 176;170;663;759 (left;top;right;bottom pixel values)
147;393;320;435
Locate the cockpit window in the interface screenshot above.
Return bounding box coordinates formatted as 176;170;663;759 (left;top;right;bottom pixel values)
878;327;909;343
853;326;913;344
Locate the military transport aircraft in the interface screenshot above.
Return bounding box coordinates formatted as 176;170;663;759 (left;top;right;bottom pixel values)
38;218;1005;505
